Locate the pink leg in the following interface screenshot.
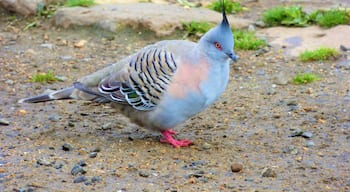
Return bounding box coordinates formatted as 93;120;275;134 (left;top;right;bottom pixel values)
160;129;193;148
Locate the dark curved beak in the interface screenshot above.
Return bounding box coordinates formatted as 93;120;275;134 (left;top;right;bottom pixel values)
226;51;239;62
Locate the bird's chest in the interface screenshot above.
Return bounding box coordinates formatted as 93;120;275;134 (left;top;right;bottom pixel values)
158;62;229;118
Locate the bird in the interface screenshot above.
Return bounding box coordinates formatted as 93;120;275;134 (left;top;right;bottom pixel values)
19;1;238;148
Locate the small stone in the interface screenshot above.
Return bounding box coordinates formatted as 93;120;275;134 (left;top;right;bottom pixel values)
290;128;303;137
60;55;72;60
77;160;87;167
37;158;53;166
54;163;63;169
305;141;315;147
302;131;313;138
74;40;87;48
255;20;266;27
244;177;254;182
71;165;87;175
48;115;61;122
91;147;101;152
40;43;54;49
68;121;75;127
16;187;34;192
101;122;113;130
25;49;37;56
248;24;256;32
5;79;14;85
261;167;276;177
89;152;97;158
231;163;243;172
201;142;211;150
73;175;87;183
0;118;10;126
62;143;73;151
138;170;150;177
55;75;68;82
91;176;102;183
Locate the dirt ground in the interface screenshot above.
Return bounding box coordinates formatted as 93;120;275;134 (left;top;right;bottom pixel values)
1;2;350;192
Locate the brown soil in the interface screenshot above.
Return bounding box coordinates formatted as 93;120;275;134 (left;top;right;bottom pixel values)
1;3;349;192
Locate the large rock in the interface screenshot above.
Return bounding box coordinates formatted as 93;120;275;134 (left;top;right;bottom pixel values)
257;25;350;57
0;0;60;16
53;3;252;36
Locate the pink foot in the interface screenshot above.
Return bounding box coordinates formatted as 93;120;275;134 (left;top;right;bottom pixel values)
160;129;193;148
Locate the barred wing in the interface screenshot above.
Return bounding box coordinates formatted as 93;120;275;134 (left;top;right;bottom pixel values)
96;47;177;111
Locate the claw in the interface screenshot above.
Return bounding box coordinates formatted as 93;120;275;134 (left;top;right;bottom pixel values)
160;129;193;148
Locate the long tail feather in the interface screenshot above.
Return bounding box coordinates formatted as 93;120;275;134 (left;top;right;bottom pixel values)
18;87;75;103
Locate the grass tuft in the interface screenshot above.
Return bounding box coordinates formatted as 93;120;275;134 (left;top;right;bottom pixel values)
234;30;267;50
31;71;58;83
263;6;350;28
262;6;308;27
293;73;320;84
309;8;350;28
299;47;339;62
208;0;243;14
65;0;95;7
182;21;214;38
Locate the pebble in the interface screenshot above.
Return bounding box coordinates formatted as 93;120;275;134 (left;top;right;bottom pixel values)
60;55;73;60
255;20;266;27
283;145;298;155
101;122;113;130
261;167;277;177
91;176;102;183
245;177;254;182
73;175;87;183
302;131;313;138
15;187;34;192
290;128;303;137
36;158;53;166
336;60;350;70
305;141;315;147
74;40;87;48
62;143;73;151
40;43;54;49
0;118;10;126
54;163;63;169
200;142;211;150
89;152;98;158
77;160;87;167
71;165;87;175
248;24;256;32
231;163;243;172
48;115;61;122
138;170;150;177
5;79;14;85
55;75;68;82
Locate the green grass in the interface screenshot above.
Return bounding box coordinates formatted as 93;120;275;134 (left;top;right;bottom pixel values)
299;47;339;62
183;21;266;50
65;0;95;7
182;21;214;38
262;6;308;27
208;0;243;14
309;8;350;28
234;30;267;50
293;73;320;84
31;71;58;83
263;6;350;28
182;21;266;50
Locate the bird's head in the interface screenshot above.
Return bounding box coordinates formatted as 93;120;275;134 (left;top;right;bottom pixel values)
199;0;238;62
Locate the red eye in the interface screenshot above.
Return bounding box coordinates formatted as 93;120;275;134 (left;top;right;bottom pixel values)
214;42;222;50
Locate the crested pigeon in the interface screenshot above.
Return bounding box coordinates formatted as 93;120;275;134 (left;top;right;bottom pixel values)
19;2;238;147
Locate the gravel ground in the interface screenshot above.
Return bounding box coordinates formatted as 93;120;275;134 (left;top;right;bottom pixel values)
1;3;350;192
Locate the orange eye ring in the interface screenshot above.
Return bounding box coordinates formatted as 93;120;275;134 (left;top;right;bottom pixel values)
214;42;222;50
